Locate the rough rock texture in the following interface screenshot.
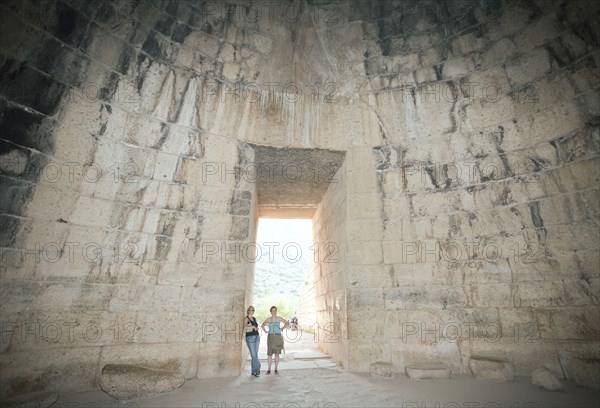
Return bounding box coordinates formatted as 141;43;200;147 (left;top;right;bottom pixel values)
248;143;346;211
469;358;514;382
564;358;600;389
406;361;452;379
2;391;59;408
99;364;185;399
370;362;397;377
1;0;599;397
531;367;564;391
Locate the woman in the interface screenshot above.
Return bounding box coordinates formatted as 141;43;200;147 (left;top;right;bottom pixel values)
243;305;261;377
261;306;289;374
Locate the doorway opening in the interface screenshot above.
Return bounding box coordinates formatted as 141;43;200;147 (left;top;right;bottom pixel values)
250;217;332;367
253;217;314;327
242;142;347;369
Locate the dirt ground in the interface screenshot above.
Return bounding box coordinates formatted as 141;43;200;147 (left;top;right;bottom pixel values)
55;329;600;408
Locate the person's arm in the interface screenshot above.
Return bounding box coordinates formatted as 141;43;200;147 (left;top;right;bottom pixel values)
261;318;269;333
280;317;290;330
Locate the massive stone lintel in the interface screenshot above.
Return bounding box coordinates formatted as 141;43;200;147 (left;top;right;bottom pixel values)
246;143;346;210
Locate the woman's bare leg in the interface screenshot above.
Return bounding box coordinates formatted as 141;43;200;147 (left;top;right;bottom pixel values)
274;354;279;371
267;355;272;372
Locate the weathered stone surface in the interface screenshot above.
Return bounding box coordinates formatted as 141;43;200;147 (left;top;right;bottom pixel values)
370;362;397;378
406;361;452;380
99;364;185;399
565;358;600;390
531;367;564;391
1;0;599;397
459;338;563;377
469;358;514;382
2;392;59;408
248;143;346;209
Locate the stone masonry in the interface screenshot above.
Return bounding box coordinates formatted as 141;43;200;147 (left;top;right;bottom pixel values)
0;0;598;397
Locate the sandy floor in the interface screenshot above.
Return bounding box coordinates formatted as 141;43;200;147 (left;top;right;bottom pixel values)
55;330;600;408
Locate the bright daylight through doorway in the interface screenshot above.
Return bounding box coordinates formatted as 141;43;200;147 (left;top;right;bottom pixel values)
252;218;314;324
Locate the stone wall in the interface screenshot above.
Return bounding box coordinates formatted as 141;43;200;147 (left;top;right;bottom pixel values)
0;0;261;396
358;0;600;379
312;162;348;363
1;0;598;396
296;271;317;332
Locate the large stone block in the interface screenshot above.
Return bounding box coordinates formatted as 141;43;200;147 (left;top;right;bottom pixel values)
483;1;538;42
196;341;243;379
384;285;470;310
109;283;181;313
0;12;43;61
0;346;101;397
389;338;463;374
472;284;514;308
528;102;584;144
531;367;564;391
347;341;392;373
135;311;206;344
370;362;397;377
100;342;199;380
513;14;562;54
406;361;452;379
479;38;517;69
439;57;476;80
564;358;600;389
183;31;221;59
347;241;382;265
99;364;185;399
68;196;115;228
460;338;562;376
0;105;57;157
347;218;383;242
1;391;59;408
469;358;514;382
6;310;138;351
0;63;69;117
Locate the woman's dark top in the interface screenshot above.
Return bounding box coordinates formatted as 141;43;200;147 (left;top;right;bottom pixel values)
246;316;259;337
